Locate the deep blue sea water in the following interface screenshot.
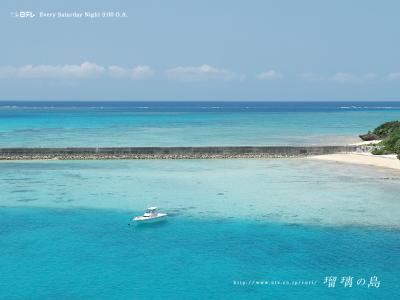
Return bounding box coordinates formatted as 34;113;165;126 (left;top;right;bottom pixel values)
1;101;400;299
1;101;400;146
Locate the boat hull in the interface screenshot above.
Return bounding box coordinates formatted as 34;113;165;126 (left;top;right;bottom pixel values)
133;214;168;224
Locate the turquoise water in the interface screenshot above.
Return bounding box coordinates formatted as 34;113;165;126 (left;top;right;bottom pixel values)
1;159;400;227
0;159;399;299
1;101;400;146
1;101;400;299
0;207;398;299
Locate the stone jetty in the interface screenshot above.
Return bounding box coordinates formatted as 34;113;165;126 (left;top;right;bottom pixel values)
0;146;357;160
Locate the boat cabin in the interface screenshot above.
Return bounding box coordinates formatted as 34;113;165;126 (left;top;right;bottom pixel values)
144;207;158;217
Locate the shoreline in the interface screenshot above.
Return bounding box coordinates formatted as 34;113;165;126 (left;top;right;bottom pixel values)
1;145;399;171
2;153;399;171
309;153;400;170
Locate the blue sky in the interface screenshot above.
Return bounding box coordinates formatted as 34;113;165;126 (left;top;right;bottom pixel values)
0;0;399;101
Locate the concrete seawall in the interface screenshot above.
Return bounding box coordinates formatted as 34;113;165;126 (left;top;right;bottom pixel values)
0;146;357;160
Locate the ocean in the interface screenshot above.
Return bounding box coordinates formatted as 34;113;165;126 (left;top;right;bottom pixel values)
1;101;400;147
0;101;399;299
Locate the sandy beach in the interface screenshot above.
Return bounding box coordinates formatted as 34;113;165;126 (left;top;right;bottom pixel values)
310;152;400;170
349;139;382;146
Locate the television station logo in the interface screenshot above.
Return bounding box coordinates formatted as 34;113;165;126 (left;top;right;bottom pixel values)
11;11;35;18
10;11;128;19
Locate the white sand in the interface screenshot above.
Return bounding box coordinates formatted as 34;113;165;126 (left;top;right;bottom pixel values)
349;139;382;146
310;152;400;170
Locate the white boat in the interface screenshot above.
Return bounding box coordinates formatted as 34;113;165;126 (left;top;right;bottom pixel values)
133;207;168;223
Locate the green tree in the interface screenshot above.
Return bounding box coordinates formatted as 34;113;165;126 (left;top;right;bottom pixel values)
366;121;400;160
372;121;400;138
394;139;400;159
381;127;400;152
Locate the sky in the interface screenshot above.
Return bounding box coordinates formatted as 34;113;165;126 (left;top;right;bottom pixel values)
0;0;399;101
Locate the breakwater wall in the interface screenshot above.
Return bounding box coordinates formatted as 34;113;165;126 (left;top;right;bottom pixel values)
0;146;357;160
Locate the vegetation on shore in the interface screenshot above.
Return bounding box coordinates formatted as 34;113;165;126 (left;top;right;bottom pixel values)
360;121;400;159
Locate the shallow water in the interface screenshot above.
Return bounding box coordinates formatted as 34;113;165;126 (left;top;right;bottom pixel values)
1;159;399;227
1;158;399;299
